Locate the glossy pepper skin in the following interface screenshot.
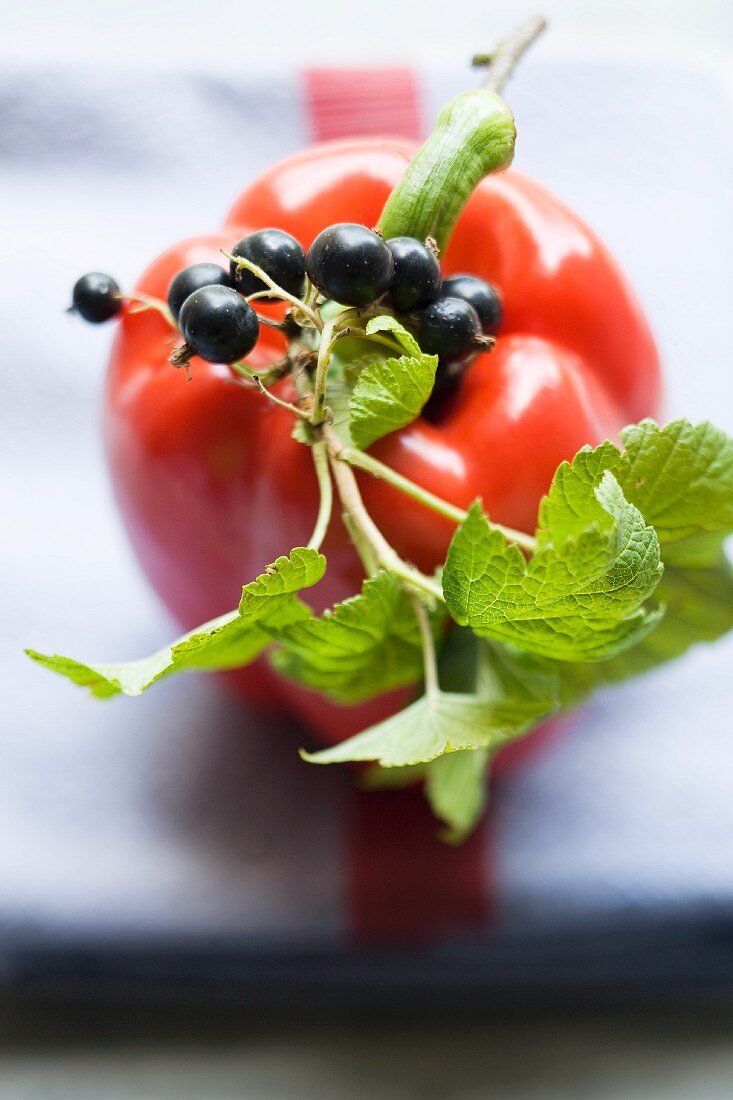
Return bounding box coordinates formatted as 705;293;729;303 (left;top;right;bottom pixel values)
104;138;661;752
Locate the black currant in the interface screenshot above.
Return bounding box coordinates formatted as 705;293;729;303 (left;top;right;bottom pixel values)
71;272;122;324
306;223;394;307
419;297;481;358
178;285;259;363
422;358;468;422
167;263;231;321
385;236;441;312
440;274;503;335
230;228;306;299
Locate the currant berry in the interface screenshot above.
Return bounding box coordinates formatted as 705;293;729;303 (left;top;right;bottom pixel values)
230;228;306;299
385;236;441;312
423;358;468;422
440;274;503;334
419;297;481;358
167;263;231;321
71;272;122;323
178;285;259;363
306;223;394;307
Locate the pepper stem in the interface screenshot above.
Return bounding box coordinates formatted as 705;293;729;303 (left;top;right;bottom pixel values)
475;15;547;94
377;16;547;253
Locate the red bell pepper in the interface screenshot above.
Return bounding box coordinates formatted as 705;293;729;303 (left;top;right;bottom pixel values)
104;136;661;746
31;19;733;848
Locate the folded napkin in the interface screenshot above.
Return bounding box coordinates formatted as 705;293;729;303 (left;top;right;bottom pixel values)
2;53;733;1001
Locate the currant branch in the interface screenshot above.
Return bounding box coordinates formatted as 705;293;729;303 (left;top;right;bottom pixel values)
122;292;177;330
409;592;440;697
221;249;322;330
307;441;333;551
337;445;538;554
323;423;444;603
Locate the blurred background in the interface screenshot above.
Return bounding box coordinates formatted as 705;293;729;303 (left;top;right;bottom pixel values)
1;0;731;71
2;0;733;1096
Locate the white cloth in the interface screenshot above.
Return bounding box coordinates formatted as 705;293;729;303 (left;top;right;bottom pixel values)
2;54;733;997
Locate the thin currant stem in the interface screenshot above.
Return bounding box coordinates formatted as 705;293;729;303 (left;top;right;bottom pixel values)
338;329;405;356
324;425;444;602
229;360;256;380
312;314;339;425
341;447;465;524
303;279;320;312
341;513;380;576
259;359;294;386
306;441;333;551
409;593;440;698
290;348;317;417
339;446;538;553
475;15;547;94
123;293;177;331
311;309;370;424
475;638;497;698
221;249;322;330
253;312;287;332
245;290;277;303
252;374;311;420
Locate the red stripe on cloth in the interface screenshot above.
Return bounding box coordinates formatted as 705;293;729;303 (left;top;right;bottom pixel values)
348;785;491;945
302;67;491;944
303;68;422;142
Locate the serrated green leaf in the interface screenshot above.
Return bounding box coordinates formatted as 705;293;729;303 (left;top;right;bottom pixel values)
299;695;510;765
27;548;326;698
359;628;557;837
618;419;733;563
541;420;733;566
365;314;422;357
272;570;444;703
349;351;438;449
303;631;556;768
443;480;663;662
538;441;623;546
552;555;733;703
324;317;427;450
444;554;733;714
324;339;383;450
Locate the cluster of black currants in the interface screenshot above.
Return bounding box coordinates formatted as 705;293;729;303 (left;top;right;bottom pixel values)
70;222;502;403
306;223;502;363
70;228;307;364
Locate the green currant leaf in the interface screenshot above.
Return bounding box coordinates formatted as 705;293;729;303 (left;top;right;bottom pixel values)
27;548;326;698
359;629;558;838
366;548;733;839
365;314;422;357
348;351;438;449
325;317;427;450
302;689;542;769
552;555;733;704
303;630;557;769
324;339;383;450
424;748;490;844
618;419;733;564
443;478;663;662
540;419;733;566
272;570;445;704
